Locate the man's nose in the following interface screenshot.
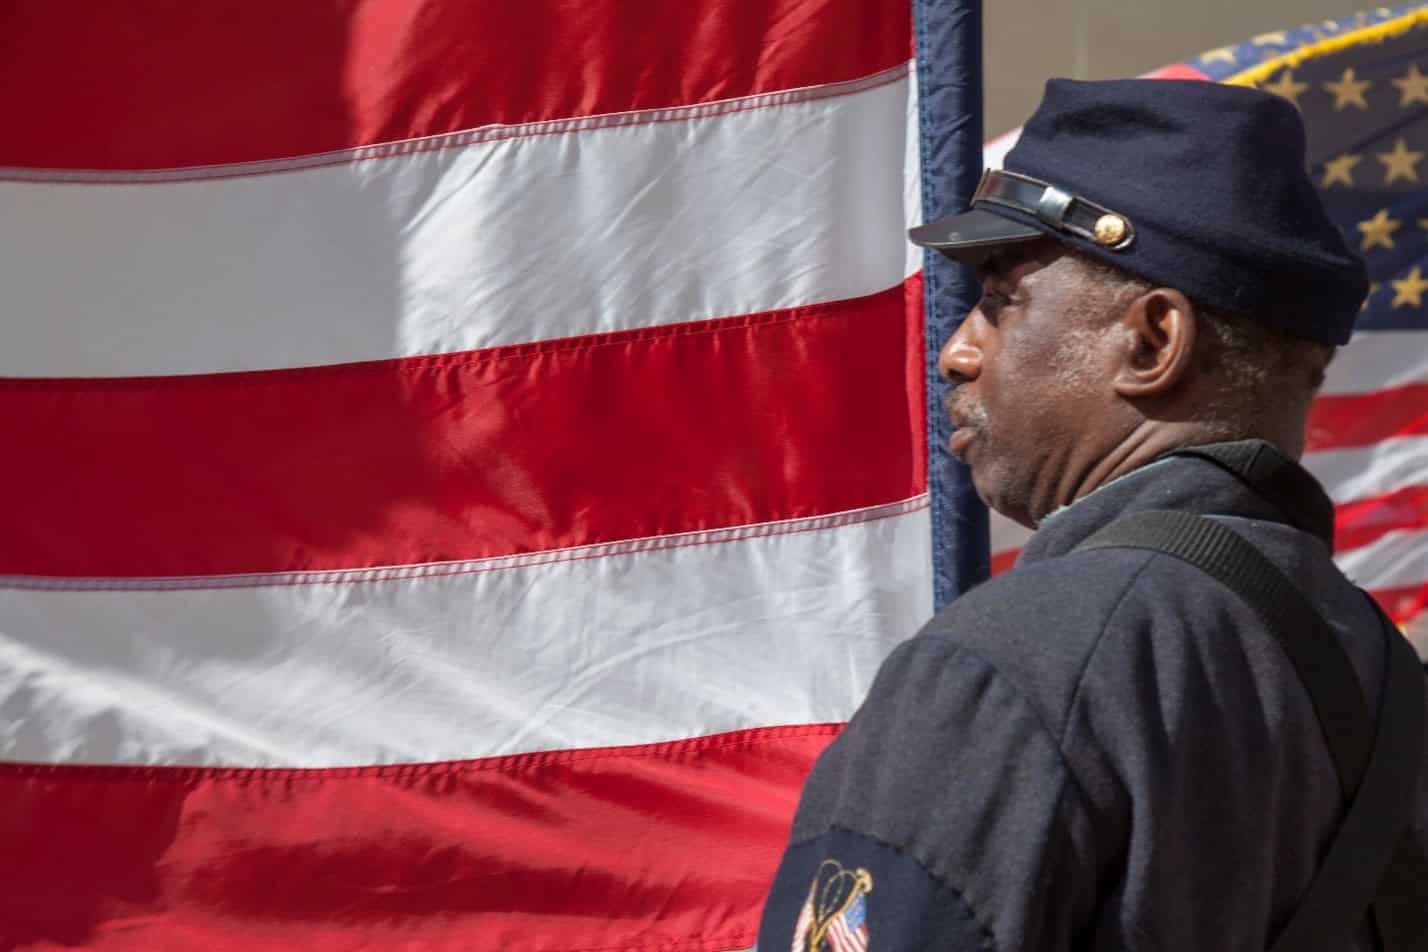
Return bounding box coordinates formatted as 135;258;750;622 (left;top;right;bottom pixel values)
938;321;981;383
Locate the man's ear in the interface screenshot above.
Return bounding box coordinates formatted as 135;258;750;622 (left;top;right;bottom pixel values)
1112;288;1197;399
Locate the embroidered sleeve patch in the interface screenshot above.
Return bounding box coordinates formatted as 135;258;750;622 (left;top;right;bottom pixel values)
791;859;873;952
759;829;989;952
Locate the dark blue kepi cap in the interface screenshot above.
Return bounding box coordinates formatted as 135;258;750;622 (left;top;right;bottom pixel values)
909;78;1369;346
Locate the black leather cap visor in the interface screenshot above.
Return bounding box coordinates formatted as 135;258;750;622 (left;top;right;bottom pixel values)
907;206;1042;266
908;168;1137;267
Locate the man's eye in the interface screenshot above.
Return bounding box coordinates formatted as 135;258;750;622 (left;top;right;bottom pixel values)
979;291;1011;320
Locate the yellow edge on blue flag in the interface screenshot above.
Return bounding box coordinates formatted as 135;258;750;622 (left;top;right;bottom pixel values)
1227;7;1428;86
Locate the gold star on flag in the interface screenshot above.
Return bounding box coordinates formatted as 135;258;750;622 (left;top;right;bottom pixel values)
1377;138;1424;184
1391;64;1428;106
1390;266;1428;308
1420;218;1428;231
1200;45;1238;65
1321;153;1361;187
1358;209;1402;250
1324;68;1373;110
1262;70;1308;106
1252;31;1289;45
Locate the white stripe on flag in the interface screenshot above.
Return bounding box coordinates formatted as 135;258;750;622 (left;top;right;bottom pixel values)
1304;434;1428;507
0;66;921;378
0;499;930;768
1321;330;1428;396
991;511;1034;555
1335;525;1428;593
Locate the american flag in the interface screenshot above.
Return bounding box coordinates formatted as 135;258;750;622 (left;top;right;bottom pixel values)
0;1;966;948
986;5;1428;664
788;876;869;952
822;891;869;952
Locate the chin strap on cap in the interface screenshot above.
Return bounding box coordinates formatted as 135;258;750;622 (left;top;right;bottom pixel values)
974;168;1136;251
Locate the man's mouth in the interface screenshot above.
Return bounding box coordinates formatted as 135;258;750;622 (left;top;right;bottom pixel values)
944;392;986;462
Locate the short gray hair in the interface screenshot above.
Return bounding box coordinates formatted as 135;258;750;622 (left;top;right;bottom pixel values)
1068;252;1335;395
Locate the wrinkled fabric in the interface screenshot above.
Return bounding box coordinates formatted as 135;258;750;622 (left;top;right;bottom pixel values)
762;442;1428;951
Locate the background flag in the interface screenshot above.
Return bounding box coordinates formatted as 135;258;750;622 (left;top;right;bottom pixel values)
984;4;1428;663
0;2;984;948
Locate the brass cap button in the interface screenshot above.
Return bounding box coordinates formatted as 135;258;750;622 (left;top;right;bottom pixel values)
1093;213;1129;247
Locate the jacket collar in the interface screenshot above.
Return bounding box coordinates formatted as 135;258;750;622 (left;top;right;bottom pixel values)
1018;439;1336;566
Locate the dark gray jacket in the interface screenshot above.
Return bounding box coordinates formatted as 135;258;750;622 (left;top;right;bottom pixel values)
759;442;1427;951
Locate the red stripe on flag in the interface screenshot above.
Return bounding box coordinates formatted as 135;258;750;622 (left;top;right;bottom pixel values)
991;548;1020;576
0;0;911;171
0;724;837;952
1305;383;1428;453
1368;583;1428;626
1335;484;1428;554
0;280;925;578
1145;63;1213;80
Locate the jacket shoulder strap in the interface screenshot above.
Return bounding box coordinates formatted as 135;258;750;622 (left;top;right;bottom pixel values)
1077;509;1372;796
1075;510;1425;951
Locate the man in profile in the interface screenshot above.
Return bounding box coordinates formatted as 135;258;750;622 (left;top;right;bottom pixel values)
758;78;1427;951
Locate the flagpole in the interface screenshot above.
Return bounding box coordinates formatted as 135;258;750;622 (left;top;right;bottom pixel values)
914;0;989;609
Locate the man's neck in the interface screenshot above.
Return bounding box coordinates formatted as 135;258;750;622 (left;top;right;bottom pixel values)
1040;420;1228;527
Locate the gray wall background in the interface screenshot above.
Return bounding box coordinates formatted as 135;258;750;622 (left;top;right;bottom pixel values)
985;1;1379;136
